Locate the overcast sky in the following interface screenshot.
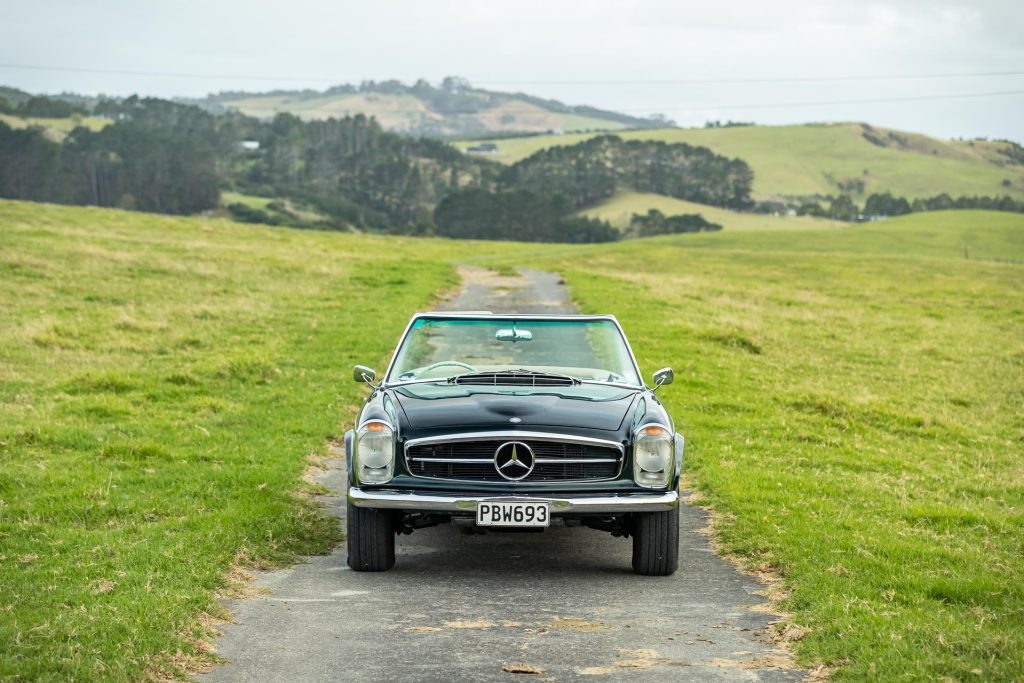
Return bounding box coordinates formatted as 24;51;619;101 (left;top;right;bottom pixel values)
2;0;1022;140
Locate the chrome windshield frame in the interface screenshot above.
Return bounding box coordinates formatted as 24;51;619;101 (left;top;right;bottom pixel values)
381;312;646;390
386;377;645;392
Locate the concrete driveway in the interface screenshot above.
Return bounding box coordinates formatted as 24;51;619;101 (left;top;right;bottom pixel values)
198;267;804;682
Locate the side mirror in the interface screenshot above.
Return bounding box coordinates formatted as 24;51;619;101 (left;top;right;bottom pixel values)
652;367;674;391
353;365;377;384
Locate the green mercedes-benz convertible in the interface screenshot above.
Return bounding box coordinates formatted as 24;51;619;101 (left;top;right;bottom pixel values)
344;312;683;575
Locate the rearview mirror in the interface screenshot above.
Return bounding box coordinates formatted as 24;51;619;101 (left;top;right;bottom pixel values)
495;328;533;342
353;365;377;384
652;367;674;391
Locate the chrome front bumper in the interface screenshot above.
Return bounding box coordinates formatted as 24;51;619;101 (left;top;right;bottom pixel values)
348;487;679;514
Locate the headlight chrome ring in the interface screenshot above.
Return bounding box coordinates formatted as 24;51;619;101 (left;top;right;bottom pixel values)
633;424;673;489
356;419;395;484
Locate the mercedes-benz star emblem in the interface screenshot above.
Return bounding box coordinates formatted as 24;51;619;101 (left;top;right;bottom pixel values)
493;441;535;481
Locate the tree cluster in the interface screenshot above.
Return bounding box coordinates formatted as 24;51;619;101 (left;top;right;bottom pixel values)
0;113;218;214
432;135;750;242
1;97;757;244
0;96;496;225
0;93;86;118
907;193;1024;213
627;209;722;237
502;135;753;211
704;120;754;128
243;111;495;230
433;190;618;243
796;191;1024;220
996;140;1024;166
863;192;912;216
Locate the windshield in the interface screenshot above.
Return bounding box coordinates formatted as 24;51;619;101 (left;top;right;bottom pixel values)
388;318;641;386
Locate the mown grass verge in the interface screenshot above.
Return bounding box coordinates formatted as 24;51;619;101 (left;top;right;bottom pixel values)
0;200;472;679
518;210;1024;679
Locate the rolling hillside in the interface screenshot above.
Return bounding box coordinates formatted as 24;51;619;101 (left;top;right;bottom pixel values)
581;192;846;232
194;79;660;137
455;123;1024;201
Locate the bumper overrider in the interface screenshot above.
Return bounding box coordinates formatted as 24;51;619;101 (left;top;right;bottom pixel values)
348;487;679;514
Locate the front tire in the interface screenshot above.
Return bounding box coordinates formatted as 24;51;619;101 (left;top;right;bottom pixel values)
632;509;679;576
346;502;396;571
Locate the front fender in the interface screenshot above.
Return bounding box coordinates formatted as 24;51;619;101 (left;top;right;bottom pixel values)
673;432;685;489
344;429;355;487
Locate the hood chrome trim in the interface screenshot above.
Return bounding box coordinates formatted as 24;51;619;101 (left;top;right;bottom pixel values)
383;377;644;391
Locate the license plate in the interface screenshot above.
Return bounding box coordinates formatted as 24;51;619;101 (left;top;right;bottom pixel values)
476;501;550;527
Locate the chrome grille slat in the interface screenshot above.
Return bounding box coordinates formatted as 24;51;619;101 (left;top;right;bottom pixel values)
405;436;623;483
535;458;618;464
408;457;493;463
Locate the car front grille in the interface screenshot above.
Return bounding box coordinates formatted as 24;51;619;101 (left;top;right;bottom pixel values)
405;438;623;482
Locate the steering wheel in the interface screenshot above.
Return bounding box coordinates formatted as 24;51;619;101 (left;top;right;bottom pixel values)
419;360;477;375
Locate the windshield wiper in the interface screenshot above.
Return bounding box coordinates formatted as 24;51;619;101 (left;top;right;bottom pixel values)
449;369;582;387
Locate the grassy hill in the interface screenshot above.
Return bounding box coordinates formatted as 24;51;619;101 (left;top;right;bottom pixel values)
196;80;657;137
455;123;1024;201
2;200;1021;679
580;191;847;232
216;92;627;135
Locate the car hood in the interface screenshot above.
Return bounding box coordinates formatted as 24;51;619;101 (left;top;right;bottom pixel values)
391;385;639;433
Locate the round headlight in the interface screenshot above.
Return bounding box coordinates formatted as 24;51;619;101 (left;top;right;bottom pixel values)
357;420;395;483
636;437;668;471
633;425;673;489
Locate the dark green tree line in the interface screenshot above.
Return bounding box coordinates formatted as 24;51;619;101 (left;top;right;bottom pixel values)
433;189;618;242
796;191;1024;220
627;209;722;237
1;97;761;243
501;135;753;210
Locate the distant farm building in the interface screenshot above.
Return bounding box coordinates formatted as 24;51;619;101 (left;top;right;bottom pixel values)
239;140;261;152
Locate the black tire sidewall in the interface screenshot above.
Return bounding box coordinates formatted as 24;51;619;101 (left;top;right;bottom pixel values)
632;509;680;576
346;501;396;571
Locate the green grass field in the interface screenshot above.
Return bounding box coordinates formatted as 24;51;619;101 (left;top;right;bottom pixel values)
580;191;847;231
514;210;1024;680
2;200;1022;679
621;209;1024;262
0;201;492;679
455;123;1024;201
